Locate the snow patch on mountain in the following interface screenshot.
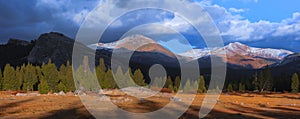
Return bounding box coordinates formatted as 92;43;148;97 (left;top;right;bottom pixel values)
180;42;294;60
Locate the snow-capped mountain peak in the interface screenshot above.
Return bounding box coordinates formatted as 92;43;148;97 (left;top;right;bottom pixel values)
88;34;175;57
88;34;156;50
180;42;294;60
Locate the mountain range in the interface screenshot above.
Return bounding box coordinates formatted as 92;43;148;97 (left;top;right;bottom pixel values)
1;32;299;83
90;34;294;69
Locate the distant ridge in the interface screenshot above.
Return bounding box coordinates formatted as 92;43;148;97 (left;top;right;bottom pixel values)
90;35;293;69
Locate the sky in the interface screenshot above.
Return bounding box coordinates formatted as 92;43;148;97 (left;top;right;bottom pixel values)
0;0;299;52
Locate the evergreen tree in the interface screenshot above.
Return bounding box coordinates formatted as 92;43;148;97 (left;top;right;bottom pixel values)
58;82;67;92
15;66;24;91
151;77;159;88
173;76;181;92
257;71;265;92
105;69;116;89
81;56;99;91
96;58;107;88
99;58;106;72
3;64;18;90
183;79;191;93
133;69;145;86
58;61;75;92
252;73;259;91
291;73;299;93
0;69;3;90
198;75;206;93
239;83;245;92
151;77;164;89
114;66;126;88
41;60;59;92
227;83;233;92
164;76;173;88
245;77;252;91
264;66;273;91
38;79;49;94
23;64;38;91
74;65;84;89
124;68;135;87
65;61;75;92
193;80;199;92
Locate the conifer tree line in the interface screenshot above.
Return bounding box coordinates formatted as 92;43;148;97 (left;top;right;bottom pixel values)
225;66;300;93
0;58;299;94
0;60;75;94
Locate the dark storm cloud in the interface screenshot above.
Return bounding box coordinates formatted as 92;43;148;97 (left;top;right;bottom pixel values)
0;0;98;43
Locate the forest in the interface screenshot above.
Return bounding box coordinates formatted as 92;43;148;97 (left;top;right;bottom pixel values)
0;58;299;94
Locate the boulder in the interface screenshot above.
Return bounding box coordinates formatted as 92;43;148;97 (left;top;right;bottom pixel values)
66;91;74;96
16;93;27;96
28;92;40;96
74;89;86;96
170;97;182;102
59;91;66;96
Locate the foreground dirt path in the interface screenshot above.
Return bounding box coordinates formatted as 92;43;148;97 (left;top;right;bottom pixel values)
1;92;300;119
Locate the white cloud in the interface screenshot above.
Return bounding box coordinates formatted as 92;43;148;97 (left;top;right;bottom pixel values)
221;19;254;40
293;12;300;21
196;2;300;41
36;0;70;9
161;14;191;33
74;0;300;43
228;8;245;13
73;9;89;25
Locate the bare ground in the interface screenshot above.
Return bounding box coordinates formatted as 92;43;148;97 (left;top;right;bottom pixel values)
1;91;300;119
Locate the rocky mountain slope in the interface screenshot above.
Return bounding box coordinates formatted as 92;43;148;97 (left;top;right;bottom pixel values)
0;39;35;69
92;35;293;69
1;32;299;82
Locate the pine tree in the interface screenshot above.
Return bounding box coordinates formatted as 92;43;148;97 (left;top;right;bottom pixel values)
3;64;18;90
264;66;273;91
65;61;75;92
36;66;43;87
291;73;299;93
227;83;233;92
183;79;191;93
23;64;38;91
257;71;265;92
0;69;3;90
151;77;164;89
124;68;135;87
58;64;67;92
96;59;106;88
193;80;199;92
58;82;67;92
239;83;245;92
15;66;23;91
133;69;145;86
38;79;49;94
252;73;259;91
198;75;206;93
114;66;126;88
58;62;75;92
74;65;84;89
82;56;99;91
173;76;181;92
96;58;107;88
164;76;173;89
41;60;59;92
105;69;116;89
99;58;106;72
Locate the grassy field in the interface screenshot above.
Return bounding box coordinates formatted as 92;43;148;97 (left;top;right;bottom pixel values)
1;91;300;119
